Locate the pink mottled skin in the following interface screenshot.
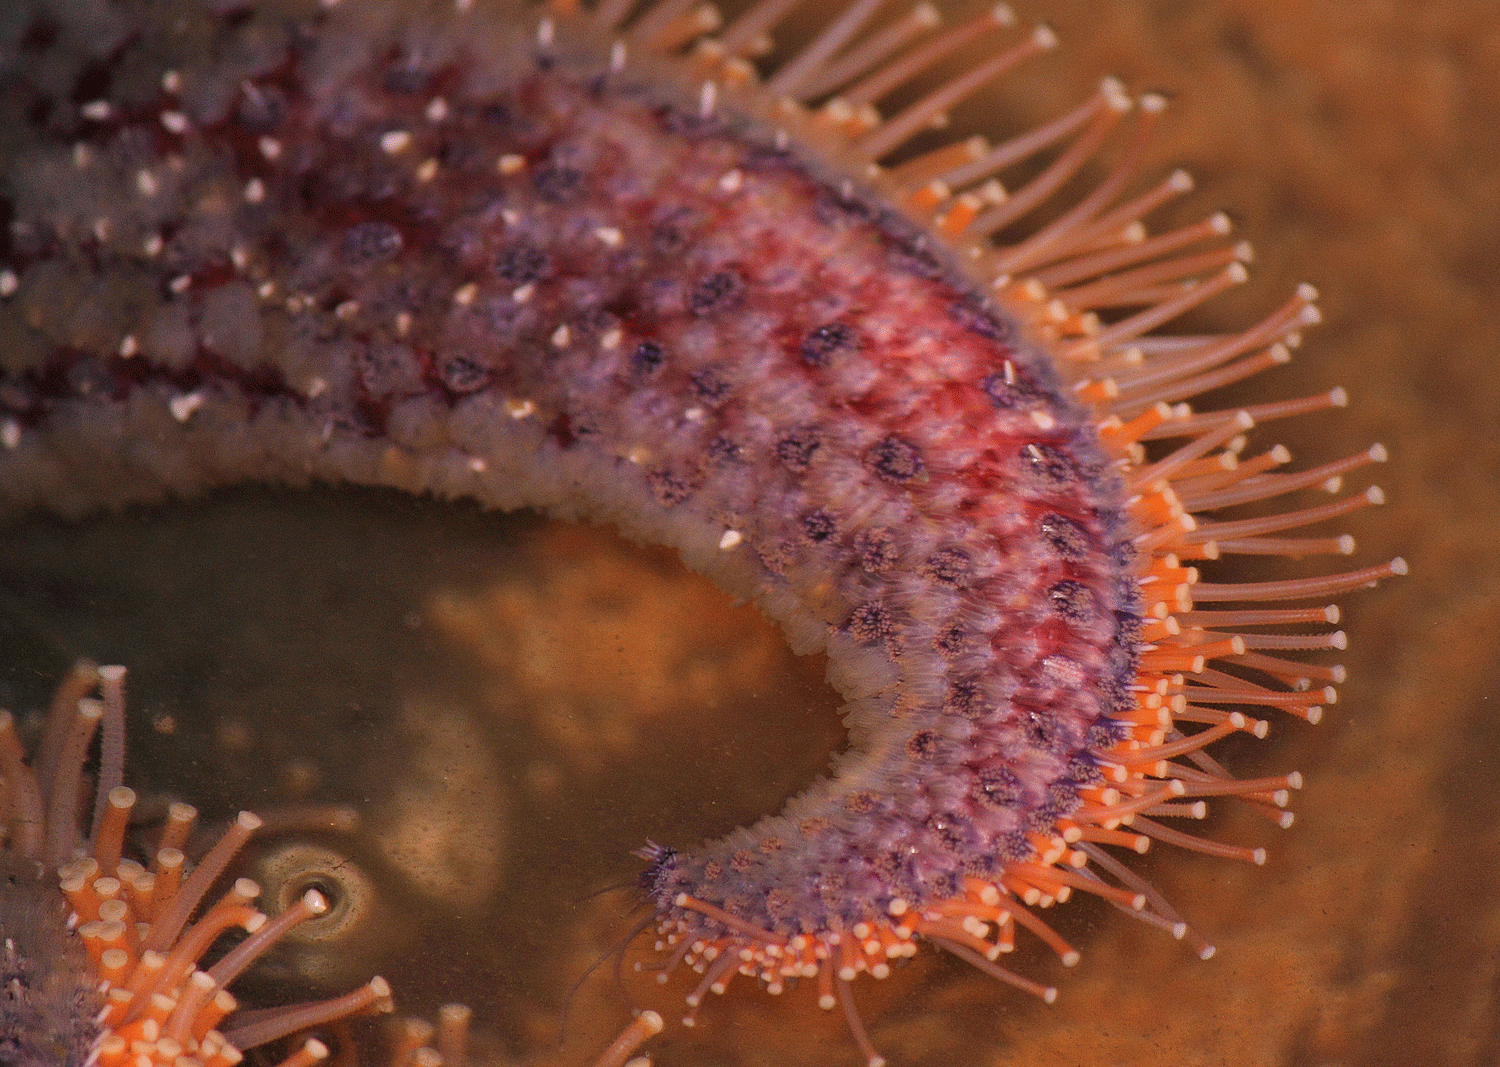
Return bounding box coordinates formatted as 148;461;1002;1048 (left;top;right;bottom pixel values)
0;854;103;1067
0;0;1135;981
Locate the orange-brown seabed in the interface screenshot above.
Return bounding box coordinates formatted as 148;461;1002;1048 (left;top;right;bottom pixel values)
1;0;1492;1066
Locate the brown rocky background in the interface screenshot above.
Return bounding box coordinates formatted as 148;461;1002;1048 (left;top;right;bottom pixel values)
1;1;1494;1065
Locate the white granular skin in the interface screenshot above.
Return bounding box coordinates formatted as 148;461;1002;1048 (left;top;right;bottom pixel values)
1;0;1136;944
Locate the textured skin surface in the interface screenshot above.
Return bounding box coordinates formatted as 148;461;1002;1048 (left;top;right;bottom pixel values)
0;856;103;1067
0;0;1139;941
0;0;1458;1064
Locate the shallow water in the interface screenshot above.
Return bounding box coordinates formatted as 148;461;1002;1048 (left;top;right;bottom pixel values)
2;0;1496;1065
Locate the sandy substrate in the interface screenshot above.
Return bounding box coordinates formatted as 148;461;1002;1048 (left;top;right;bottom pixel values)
1;1;1494;1065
